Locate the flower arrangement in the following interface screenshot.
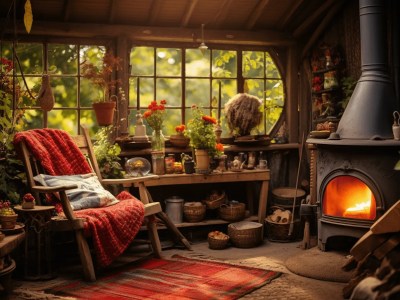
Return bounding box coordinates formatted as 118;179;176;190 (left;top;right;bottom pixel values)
175;124;186;135
22;193;35;209
185;105;218;155
0;200;15;216
143;99;167;131
80;52;122;103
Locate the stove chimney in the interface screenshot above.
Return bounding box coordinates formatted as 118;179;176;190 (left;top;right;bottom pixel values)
336;0;397;140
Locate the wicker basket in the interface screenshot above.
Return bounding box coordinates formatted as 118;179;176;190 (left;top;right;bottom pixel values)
218;203;245;222
203;191;227;209
208;231;230;250
208;236;230;250
228;221;263;248
183;203;206;222
265;217;301;242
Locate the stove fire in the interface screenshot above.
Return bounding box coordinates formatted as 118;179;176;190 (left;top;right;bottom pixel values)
323;176;376;220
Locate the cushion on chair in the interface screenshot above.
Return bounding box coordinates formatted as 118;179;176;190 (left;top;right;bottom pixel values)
34;173;119;210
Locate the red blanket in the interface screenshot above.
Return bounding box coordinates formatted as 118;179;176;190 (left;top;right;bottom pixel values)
14;129;145;267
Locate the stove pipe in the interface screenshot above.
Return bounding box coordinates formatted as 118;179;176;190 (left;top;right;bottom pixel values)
336;0;397;140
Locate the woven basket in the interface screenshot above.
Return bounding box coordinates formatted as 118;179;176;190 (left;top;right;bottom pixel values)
218;203;245;222
183;203;206;222
203;191;227;209
207;236;230;250
228;221;263;248
265;217;301;242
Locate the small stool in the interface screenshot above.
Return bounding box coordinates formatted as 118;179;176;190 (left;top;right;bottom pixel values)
14;205;55;280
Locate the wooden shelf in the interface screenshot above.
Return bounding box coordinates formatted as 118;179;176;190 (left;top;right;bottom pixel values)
120;143;299;157
143;215;258;230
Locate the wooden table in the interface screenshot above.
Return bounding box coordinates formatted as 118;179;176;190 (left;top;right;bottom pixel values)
128;169;270;225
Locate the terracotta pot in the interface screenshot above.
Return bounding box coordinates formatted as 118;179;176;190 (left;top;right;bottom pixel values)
92;102;116;126
0;214;18;229
194;149;210;173
169;134;190;148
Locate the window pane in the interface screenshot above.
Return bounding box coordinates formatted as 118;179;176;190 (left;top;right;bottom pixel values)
48;110;77;134
163;109;182;136
244;79;265;99
130;47;154;76
80;109;97;135
0;42;13;59
186;79;209;108
53;77;77;107
17;76;41;107
48;44;78;75
80;78;103;106
212;50;237;78
156;48;181;76
15;43;43;75
266;52;281;78
80;45;106;66
243;51;264;78
17;110;43;131
186;49;210;77
156;78;181;106
138;78;155;108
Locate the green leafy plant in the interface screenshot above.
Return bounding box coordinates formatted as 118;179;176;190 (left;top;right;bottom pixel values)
185;105;218;156
80;52;122;103
93;126;124;179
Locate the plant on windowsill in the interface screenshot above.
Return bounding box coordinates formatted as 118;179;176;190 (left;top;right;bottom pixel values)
170;124;190;148
185;106;218;173
81;52;123;126
93;125;124;179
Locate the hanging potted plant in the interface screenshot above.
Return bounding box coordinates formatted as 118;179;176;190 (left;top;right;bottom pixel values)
81;52;122;126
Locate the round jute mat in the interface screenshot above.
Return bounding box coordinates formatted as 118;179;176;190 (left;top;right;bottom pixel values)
285;246;353;283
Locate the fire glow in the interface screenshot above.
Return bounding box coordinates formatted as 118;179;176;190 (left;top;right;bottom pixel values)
323;176;376;220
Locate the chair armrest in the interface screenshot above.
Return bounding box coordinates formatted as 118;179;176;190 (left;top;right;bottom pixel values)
31;184;78;193
101;175;159;187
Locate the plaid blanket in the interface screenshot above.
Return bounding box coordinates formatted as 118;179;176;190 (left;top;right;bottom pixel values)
14;129;145;267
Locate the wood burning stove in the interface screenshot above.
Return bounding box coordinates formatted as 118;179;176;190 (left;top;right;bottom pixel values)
307;0;400;250
310;141;400;250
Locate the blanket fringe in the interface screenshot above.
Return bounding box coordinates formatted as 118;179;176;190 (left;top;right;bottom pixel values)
12;288;77;300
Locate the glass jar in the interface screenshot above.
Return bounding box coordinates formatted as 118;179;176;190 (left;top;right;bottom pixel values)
151;151;165;175
165;154;175;174
151;129;165;152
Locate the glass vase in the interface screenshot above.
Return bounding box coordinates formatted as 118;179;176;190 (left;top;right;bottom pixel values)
151;129;165;152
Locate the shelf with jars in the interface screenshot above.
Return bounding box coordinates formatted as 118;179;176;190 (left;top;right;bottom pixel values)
310;44;344;132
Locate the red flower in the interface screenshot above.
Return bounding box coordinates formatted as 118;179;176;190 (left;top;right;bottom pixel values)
143;110;152;118
202;115;217;124
23;193;35;202
160;99;167;105
215;143;224;152
175;124;186;133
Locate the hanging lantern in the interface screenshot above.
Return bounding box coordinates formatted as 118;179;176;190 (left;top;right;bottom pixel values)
37;74;55;111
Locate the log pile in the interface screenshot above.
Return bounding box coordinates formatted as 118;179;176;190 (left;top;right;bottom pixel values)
342;200;400;299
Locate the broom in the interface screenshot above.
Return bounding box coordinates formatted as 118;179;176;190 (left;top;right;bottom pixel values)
288;132;305;236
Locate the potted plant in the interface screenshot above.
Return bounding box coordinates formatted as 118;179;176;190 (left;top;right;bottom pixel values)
93;126;124;179
0;200;18;229
170;124;190;148
81;52;123;126
185;105;219;173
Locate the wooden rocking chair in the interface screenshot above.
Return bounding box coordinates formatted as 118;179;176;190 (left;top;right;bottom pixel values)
15;126;190;281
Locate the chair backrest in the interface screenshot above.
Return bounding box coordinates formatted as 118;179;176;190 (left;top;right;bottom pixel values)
18;126;103;204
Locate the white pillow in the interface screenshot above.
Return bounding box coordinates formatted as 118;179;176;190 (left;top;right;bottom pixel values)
33;173;119;211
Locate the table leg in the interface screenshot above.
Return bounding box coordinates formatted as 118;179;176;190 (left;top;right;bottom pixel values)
258;180;269;236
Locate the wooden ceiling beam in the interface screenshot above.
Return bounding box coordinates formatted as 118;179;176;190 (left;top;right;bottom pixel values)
301;1;345;59
6;20;295;46
245;0;271;30
181;0;199;28
63;0;72;22
108;0;117;24
213;0;234;29
148;0;163;25
293;0;336;38
278;0;304;30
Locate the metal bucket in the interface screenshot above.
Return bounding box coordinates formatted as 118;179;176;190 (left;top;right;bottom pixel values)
165;196;184;224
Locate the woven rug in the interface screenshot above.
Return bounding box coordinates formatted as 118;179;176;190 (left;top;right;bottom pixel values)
45;254;280;300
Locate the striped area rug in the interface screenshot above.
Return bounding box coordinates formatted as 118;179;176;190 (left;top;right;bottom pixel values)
47;254;281;300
